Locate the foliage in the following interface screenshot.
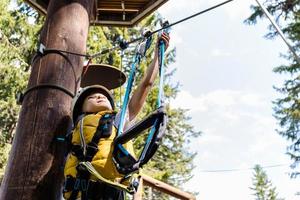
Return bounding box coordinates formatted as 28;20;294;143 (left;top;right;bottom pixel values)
245;0;300;177
0;143;11;183
0;0;43;180
250;165;284;200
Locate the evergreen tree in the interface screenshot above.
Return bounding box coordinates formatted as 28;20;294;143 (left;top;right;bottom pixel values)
245;0;300;177
250;165;284;200
0;0;43;180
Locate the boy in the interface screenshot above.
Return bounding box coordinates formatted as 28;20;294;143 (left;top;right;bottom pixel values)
63;32;169;200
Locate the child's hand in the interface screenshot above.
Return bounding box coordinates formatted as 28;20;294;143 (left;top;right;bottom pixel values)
158;32;170;50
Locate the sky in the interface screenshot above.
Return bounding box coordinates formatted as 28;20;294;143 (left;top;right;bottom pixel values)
157;0;300;200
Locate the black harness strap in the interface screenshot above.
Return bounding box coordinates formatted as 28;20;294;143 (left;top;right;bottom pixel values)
115;107;166;144
84;113;115;161
17;84;75;104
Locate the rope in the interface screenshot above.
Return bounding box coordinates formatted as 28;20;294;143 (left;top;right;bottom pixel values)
138;29;168;162
17;84;75;104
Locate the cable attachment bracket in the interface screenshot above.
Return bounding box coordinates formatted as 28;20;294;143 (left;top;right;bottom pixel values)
136;29;153;57
38;43;46;55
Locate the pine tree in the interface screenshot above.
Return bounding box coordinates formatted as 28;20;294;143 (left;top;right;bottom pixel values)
0;0;43;180
245;0;300;177
250;165;284;200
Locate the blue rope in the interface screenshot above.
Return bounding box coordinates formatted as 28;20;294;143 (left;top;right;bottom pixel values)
157;41;166;107
117;54;141;136
117;36;153;136
140;40;166;161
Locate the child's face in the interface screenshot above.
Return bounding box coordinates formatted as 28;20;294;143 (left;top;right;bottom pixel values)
82;92;112;113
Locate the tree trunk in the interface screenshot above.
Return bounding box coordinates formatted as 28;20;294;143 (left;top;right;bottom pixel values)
0;0;94;199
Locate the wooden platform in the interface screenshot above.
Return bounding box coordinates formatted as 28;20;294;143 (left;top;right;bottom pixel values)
24;0;168;26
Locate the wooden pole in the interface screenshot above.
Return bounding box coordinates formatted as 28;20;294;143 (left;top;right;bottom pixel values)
0;0;94;199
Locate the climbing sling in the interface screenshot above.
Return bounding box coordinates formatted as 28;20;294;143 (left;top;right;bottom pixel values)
113;24;169;174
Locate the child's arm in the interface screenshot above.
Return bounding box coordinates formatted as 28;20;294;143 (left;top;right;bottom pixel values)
127;33;170;121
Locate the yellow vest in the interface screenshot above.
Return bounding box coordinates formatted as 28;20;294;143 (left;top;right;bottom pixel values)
64;111;135;198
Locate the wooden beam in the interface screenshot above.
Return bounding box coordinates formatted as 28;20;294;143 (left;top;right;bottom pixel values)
98;8;139;12
131;0;168;24
142;174;196;200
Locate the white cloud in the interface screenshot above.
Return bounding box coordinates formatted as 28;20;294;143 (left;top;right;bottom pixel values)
240;93;268;107
158;0;204;18
171;89;267;113
211;48;232;57
198;130;228;144
173;89;299;200
171;90;207;111
223;0;253;20
169;30;183;47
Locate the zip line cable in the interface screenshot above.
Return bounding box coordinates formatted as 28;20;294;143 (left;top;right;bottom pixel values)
255;0;300;65
39;0;300;67
149;0;234;36
37;0;235;59
99;0;235;55
199;164;289;173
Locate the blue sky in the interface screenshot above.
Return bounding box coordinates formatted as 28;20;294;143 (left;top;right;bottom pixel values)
157;0;300;199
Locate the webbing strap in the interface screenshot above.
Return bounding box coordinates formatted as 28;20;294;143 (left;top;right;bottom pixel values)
117;36;153;136
114;107;166;144
113;29;168;175
139;34;168;163
78;162;137;194
91;113;115;144
113;106;167;174
117;54;141;137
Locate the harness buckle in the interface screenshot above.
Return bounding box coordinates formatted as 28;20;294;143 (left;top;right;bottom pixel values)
85;142;99;161
72;145;84;160
74;178;80;190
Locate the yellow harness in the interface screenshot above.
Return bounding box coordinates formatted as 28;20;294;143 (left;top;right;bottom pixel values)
63;111;138;199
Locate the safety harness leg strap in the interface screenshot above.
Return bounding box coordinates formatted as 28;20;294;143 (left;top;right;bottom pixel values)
78;162;138;194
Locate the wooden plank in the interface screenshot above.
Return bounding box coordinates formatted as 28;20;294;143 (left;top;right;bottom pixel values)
142;175;196;200
98;8;139;12
23;0;168;27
